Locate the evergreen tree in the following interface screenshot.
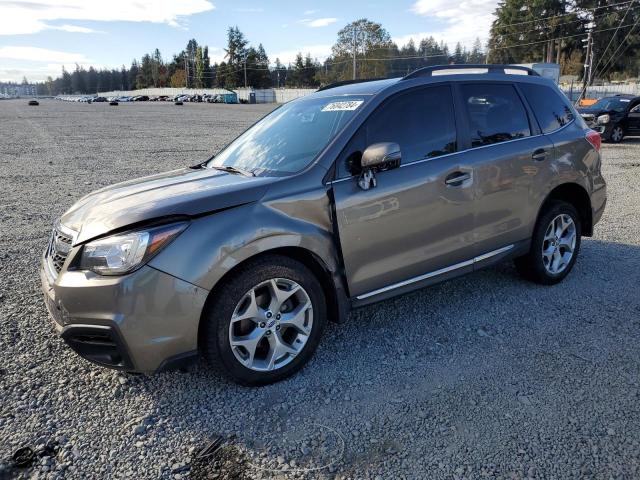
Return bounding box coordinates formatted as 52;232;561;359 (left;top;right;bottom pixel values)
152;48;162;87
61;66;72;94
195;46;205;88
128;60;139;90
203;46;212;88
71;64;85;93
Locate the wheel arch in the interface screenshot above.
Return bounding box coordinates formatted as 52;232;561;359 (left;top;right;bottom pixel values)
538;183;593;236
197;246;348;352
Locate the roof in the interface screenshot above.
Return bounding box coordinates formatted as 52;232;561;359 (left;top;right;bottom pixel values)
308;64;562;102
312;78;399;96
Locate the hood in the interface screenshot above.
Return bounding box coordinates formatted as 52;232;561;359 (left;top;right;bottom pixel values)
577;107;613;117
61;167;273;244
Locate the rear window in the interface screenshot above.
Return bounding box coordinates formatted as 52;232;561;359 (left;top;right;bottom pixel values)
520;83;575;133
460;83;531;148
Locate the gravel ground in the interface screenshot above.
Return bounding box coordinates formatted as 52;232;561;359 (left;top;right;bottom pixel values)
1;99;639;480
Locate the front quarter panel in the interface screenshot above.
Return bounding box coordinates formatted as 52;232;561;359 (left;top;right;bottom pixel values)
148;181;339;291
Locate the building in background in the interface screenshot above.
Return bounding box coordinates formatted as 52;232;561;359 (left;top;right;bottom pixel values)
0;82;38;97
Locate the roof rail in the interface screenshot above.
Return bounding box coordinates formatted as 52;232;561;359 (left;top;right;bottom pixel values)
317;77;386;92
402;64;539;80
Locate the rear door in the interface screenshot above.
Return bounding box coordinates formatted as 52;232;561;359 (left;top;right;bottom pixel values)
331;84;476;299
456;82;554;259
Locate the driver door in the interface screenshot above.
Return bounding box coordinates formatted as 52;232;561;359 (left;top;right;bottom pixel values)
628;101;640;134
331;85;476;299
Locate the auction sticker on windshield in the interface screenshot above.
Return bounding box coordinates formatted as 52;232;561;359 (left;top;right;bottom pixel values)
322;100;364;112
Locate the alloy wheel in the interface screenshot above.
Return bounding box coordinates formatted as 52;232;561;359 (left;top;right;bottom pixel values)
541;214;576;275
228;278;313;371
611;126;624;142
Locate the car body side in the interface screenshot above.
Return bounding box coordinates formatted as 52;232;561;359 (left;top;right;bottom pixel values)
41;73;606;373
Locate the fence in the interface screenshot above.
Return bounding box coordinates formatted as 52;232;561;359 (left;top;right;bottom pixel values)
97;87;233;98
561;83;640;102
95;87;317;104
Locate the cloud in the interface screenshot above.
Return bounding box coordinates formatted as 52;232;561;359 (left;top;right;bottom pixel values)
207;47;226;64
303;9;318;15
270;44;332;65
0;46;89;63
0;0;215;35
300;17;337;28
408;0;498;49
49;24;101;33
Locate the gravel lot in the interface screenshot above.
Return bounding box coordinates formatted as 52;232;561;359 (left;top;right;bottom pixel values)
1;99;639;480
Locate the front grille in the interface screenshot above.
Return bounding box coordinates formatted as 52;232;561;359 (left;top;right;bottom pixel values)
47;226;74;276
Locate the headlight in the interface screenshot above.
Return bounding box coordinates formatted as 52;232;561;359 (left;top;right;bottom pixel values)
79;222;188;275
597;114;610;125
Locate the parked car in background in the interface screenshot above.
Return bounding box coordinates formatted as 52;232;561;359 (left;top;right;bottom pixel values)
41;65;606;385
577;94;640;143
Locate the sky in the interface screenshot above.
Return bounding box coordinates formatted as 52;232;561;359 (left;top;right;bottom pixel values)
0;0;499;83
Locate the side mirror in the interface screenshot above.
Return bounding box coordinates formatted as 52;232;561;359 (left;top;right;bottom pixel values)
358;142;401;190
361;142;401;169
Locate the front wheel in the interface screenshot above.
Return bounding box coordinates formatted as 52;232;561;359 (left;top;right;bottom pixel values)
608;124;625;143
202;255;327;386
515;200;582;285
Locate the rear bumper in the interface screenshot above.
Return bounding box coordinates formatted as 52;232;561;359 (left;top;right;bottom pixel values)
40;258;209;373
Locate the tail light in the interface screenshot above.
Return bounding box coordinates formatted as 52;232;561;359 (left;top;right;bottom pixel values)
586;130;601;152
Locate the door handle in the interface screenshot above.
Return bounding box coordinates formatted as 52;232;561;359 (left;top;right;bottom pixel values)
445;171;471;186
532;148;549;161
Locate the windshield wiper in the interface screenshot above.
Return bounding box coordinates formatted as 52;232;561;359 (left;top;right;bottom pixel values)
210;165;255;177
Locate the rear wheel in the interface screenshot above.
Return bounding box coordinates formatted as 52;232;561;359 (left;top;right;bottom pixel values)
202;255;326;386
515;200;582;285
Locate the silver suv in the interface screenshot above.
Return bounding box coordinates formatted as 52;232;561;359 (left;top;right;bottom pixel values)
41;65;607;385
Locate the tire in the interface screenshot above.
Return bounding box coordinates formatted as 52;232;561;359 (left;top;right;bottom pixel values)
515;200;582;285
202;254;327;386
608;124;625;143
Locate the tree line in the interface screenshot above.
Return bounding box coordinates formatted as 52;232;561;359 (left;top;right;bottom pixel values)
37;21;485;95
36;5;640;95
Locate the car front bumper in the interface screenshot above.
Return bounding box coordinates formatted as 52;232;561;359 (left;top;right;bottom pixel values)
40;256;209;373
581;118;612;137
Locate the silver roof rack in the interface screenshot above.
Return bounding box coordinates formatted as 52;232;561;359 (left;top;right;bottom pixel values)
403;64;539;80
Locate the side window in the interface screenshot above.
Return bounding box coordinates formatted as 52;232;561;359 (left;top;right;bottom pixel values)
631;103;640;113
460;83;531;147
366;85;457;164
520;83;575;133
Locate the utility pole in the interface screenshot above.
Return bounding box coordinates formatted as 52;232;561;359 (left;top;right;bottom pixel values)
243;52;248;88
184;54;188;89
352;28;357;80
580;29;593;101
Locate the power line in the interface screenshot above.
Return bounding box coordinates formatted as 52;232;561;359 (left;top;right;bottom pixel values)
491;6;640;38
591;0;636;79
494;0;635;28
596;15;640;78
490;21;639;51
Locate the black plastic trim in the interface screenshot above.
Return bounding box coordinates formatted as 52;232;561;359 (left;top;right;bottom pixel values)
154;350;200;373
61;324;135;371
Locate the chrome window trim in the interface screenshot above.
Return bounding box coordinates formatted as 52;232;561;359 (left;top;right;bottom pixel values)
355;244;514;300
329;99;576;183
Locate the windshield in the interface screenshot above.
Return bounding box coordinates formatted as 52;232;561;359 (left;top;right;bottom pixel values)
207;95;366;175
589;97;631;112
